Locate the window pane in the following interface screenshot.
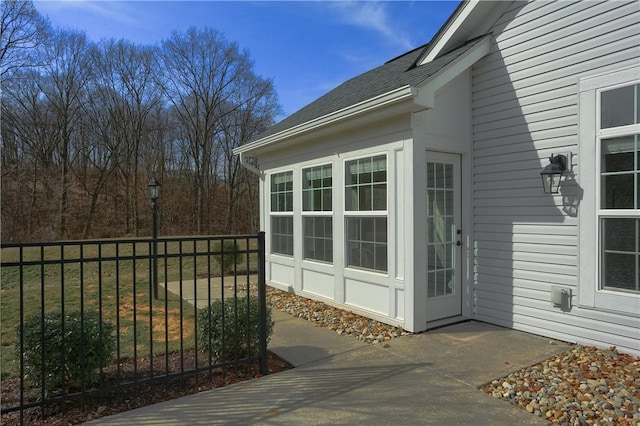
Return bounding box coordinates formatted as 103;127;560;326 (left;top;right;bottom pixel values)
303;165;332;212
372;184;387;210
375;218;387;242
603;218;636;252
435;192;445;215
375;244;388;272
271;217;293;256
445;191;454;216
427;272;437;298
602;252;636;291
602;136;635;172
323;189;332;211
601;218;639;292
359;185;372;211
303;217;333;263
602;174;634;209
285;192;293;211
445;270;454;295
346;187;357;211
346;217;387;272
360;169;372;184
600;135;638;210
427;163;435;188
303;191;311;211
444;164;453;189
313;190;322;211
360;242;374;269
601;84;638;129
271;171;293;212
345;155;387;212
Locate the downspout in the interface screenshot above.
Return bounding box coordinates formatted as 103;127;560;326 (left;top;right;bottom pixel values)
239;151;261;176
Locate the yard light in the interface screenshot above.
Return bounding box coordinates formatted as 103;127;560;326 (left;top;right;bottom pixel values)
148;178;161;200
148;178;160;299
540;154;567;194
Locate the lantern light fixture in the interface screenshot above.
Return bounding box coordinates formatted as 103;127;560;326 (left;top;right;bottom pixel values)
148;178;161;200
540;154;568;194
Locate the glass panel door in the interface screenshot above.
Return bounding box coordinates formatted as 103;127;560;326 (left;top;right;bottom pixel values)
426;152;462;321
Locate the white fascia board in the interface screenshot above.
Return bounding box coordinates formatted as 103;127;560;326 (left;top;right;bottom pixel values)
233;86;414;156
412;35;491;108
419;0;479;65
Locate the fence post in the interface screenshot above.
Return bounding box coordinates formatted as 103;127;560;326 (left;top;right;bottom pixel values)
257;231;268;375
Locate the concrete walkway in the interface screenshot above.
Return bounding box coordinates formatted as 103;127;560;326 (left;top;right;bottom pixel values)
159;275;258;308
88;299;572;425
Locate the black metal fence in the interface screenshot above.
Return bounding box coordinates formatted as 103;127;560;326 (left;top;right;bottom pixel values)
0;232;268;423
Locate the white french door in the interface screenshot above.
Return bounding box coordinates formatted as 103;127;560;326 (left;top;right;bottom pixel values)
425;152;462;322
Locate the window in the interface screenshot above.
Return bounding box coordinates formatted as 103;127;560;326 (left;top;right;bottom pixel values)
302;164;333;262
578;67;640;314
345;155;387;272
270;171;293;256
598;84;640;293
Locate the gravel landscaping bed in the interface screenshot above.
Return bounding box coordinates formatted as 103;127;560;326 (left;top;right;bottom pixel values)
482;345;640;425
266;286;411;343
267;287;640;426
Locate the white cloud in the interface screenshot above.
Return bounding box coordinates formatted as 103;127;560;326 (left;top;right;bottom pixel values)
36;1;141;27
328;1;414;50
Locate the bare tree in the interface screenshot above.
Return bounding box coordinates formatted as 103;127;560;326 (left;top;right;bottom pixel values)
39;29;92;238
1;21;280;242
0;0;48;79
217;74;280;232
158;27;271;234
1;67;59;240
86;39;161;237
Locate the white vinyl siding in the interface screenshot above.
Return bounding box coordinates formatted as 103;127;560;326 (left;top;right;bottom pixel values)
471;0;640;354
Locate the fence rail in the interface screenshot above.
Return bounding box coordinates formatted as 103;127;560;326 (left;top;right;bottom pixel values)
0;232;267;423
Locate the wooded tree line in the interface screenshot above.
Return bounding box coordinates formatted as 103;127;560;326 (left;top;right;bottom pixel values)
1;0;280;242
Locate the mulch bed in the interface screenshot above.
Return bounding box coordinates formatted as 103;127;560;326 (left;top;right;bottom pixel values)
1;350;292;425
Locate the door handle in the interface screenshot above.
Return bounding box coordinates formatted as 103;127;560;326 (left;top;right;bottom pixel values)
456;240;462;246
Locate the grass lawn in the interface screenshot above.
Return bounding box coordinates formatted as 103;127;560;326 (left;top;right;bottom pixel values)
0;237;259;379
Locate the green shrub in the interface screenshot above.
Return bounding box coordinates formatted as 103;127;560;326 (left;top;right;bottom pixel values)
213;240;244;274
197;296;273;361
17;311;115;393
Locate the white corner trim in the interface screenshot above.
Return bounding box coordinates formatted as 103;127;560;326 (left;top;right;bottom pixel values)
413;35;491;109
418;0;479;65
233;86;414;156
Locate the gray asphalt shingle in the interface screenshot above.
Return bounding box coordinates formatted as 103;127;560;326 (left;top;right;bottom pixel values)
257;36;485;141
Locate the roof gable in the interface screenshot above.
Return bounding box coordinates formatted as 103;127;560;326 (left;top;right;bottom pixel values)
236;0;503;155
256;36;485;142
418;0;510;64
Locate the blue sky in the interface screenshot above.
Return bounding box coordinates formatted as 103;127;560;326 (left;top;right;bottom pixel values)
34;1;460;118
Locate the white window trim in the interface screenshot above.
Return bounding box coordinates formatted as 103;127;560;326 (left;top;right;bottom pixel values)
343;153;389;274
269;170;294;258
301;162;334;264
578;66;640;315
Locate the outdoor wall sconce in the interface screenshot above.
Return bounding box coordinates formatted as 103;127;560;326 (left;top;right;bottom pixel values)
540;154;568;194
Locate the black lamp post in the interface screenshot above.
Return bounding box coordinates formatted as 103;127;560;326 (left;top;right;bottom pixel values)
540;154;567;194
148;178;160;299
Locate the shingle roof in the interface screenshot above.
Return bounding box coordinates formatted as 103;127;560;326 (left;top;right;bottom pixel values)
256;36;485;141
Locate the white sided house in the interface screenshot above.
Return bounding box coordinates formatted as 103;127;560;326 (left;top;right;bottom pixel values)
235;0;640;355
